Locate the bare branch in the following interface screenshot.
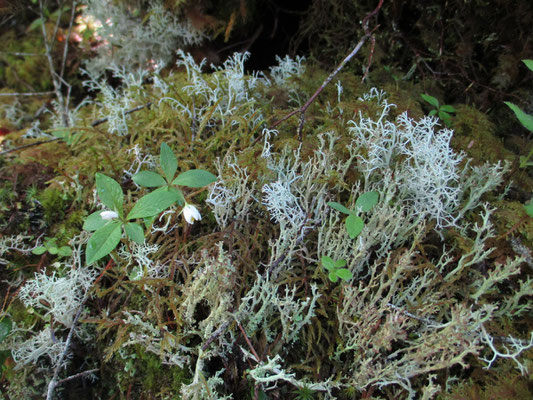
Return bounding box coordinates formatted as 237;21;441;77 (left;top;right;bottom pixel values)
60;1;77;82
0;91;55;97
45;298;86;400
0;51;46;57
270;0;385;141
0;102;153;156
56;368;98;385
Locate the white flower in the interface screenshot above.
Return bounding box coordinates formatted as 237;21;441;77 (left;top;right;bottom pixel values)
182;204;201;224
100;210;119;220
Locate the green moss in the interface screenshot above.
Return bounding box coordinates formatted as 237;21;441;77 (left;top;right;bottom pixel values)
452;105;514;164
440;360;533;400
0;31;52;93
110;345;191;398
37;187;66;226
493;200;533;244
8;299;38;329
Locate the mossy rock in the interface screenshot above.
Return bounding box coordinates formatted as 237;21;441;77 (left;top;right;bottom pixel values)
452;104;514;164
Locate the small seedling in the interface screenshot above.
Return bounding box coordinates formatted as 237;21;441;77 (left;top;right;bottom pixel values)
321;255;352;283
292;384;317;400
420;93;456;127
327;190;379;239
32;237;72;257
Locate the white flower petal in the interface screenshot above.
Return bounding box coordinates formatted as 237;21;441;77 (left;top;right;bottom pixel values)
183;204;201;224
100;210;119;220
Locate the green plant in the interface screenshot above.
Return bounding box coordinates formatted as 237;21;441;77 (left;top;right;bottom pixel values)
31;237;72;257
321;191;379;283
0;317;12;371
132;142;216;198
50;128;80;146
524;198;533;217
504;60;533;168
292;384;317;400
83;143;216;265
0;318;11;345
321;255;352;283
420;93;456;127
327;190;379;239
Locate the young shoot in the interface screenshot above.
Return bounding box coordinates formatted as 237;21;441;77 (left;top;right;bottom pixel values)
327;190;379;239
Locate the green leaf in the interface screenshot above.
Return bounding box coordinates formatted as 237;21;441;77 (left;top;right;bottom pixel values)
95;173;124;215
345;215;364;239
28;17;44;32
129;265;143;281
327;201;352;215
171;187;186;206
0;318;12;343
32;246;47;255
421;93;439;108
172;169;217;188
519;156;533;168
0;350;10;370
257;389;269;400
524;200;533;218
336;268;353;282
429;110;438;116
125;222;145;244
132;171;166;187
321;255;335;271
160;143;178;182
440;104;456;113
127;187;181;219
58;246;72;257
504;102;533;132
51;129;68;139
355;191;379;212
439;111;452;126
143;215;157;229
83;210;109;231
48;246;58;255
328;271;338;283
86;220;122;265
334;259;347;269
522;59;533;72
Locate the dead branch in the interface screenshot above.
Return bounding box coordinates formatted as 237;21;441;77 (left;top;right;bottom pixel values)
271;0;385;141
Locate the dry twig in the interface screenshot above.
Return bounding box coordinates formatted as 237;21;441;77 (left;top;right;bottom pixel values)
271;0;384;141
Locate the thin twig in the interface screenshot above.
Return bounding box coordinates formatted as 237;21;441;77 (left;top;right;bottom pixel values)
0;91;55;97
45;298;87;400
0;102;152;156
0;139;59;156
202;319;232;351
0;51;46;56
60;1;77;81
270;0;385;141
39;0;71;127
89;102;153;127
238;323;260;362
361;0;384;82
56;368;98;385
